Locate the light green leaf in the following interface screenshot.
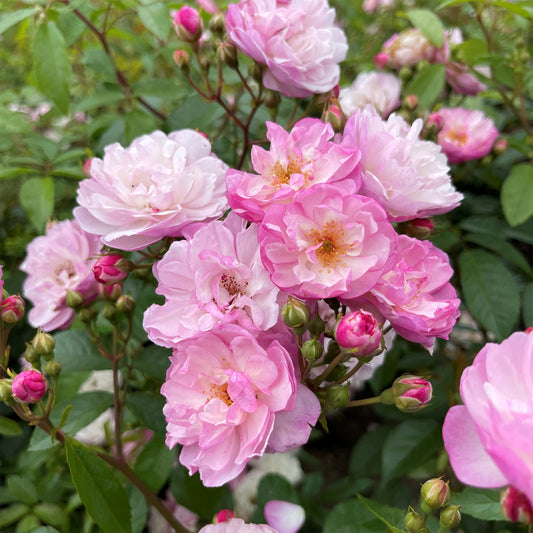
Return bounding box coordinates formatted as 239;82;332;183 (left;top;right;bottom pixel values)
406;9;444;48
137;4;171;41
20;177;54;232
324;499;386;533
452;487;506;521
459;250;521;340
0;8;37;35
65;437;132;533
0;416;22;436
405;64;446;109
7;476;38;506
501;163;533;226
0;504;30;529
33;21;71;114
356;495;405;533
54;330;111;373
33;503;70;530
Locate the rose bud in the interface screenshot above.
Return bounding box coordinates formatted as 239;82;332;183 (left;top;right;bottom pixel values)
420;478;450;510
93;254;130;284
402;218;434;240
100;282;123;301
392;374;432;413
500;486;533;524
12;370;47;403
404;507;424;533
172;6;203;42
439;504;461;529
31;331;55;357
281;297;310;334
215;510;235;523
1;295;25;324
335;310;381;356
173;50;191;74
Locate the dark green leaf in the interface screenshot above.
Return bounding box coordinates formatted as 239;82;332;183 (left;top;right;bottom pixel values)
324;499;385;533
26;528;59;533
54;330;111;373
33;503;70;530
20;177;54;232
134;438;175;493
166;95;225;131
256;473;299;507
406;9;444;47
501;163;533;226
33;21;71;114
0;504;30;528
7;476;38;505
0;8;37;35
452;487;506;521
356;495;405;532
523;283;533;327
135;343;171;382
127;486;148;533
459;250;521;340
349;426;392;477
405;64;445;109
0;416;22;436
127;391;167;435
65;437;132;533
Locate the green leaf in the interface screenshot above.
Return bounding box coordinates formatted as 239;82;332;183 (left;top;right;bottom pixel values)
127;391;167;435
0;416;22;436
406;9;444;47
33;21;71;114
54;330;111;373
455;39;489;66
381;420;442;482
14;513;40;532
19;177;54;232
523;283;533;327
349;426;392;477
459;250;521;340
452;487;506;521
324;499;385;533
356;495;405;533
501;164;533;226
7;476;38;506
33;503;70;530
137;4;171;40
26;528;59;533
493;0;532;18
405;64;446;109
166;94;225;131
0;8;37;35
127;487;148;533
65;437;132;533
135;343;171;382
0;504;30;528
134;438;175;493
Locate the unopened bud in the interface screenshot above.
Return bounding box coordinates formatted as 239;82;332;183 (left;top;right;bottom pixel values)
1;295;25;324
264;89;281;109
325;384;350;409
500;486;533;524
302;338;323;363
83;158;92;177
0;380;13;403
198;54;211;73
103;302;117;322
335;310;381;356
44;360;62;378
327;364;348;382
392;374;432;413
218;42;238;69
215;509;235;523
248;62;264;82
401;218;434;240
427;112;444;131
403;94;418;110
32;331;55;357
374;52;389;69
172;6;203;42
174;50;191;74
66;290;84;309
404;507;424;533
24;345;40;365
93;254;130;284
209;13;226;37
12;370;47;403
420;478;450;510
281;297;310;334
439;505;461;529
116;294;136;314
101;282;124;301
324;104;344;132
493;138;508;155
525;326;533;334
79;306;99;322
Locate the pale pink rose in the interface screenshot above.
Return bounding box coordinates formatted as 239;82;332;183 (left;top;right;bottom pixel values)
430;107;499;164
379;29;436;69
199;518;277;532
258;183;398;300
74;130;229;251
226;0;347;97
161;324;300;486
442;332;533;505
350;235;460;351
339;71;401;118
362;0;394;13
264;501;305;533
143;214;280;347
342;106;463;221
226;118;360;222
21;220;102;331
445;62;488;96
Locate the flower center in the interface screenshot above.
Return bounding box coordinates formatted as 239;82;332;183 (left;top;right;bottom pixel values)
55;261;76;283
206;383;233;406
271;157;307;187
307;220;350;271
446;129;468;146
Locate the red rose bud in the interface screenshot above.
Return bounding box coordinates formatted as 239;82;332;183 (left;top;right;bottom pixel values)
493;138;508;156
324;104;344;132
335;310;381;356
1;295;25;324
93;254;130;284
526;326;533;335
215;510;235;523
392;374;432;412
420;478;450;510
12;370;47;403
501;486;533;524
404;218;434;240
100;282;123;301
172;6;203;42
374;52;389;69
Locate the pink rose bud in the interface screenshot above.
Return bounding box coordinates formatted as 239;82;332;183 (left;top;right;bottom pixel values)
403;218;434;240
427;112;444;131
420;478;451;510
215;510;235;523
332;84;340;99
525;326;533;334
501;486;533;524
172;6;203;42
1;295;25;324
392;374;432;412
83;158;92;177
335;310;381;356
403;94;418;110
12;370;47;403
100;282;124;301
493;138;508;155
173;49;191;72
93;254;130;284
324;104;344;132
374;52;389;69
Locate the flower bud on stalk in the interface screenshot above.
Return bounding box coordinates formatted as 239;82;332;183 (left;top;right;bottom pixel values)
172;6;203;42
101;282;123;302
209;14;226;37
44;360;62;378
66;290;84;309
302;338;323;363
281;297;310;335
173;50;191;75
325;384;350;409
31;331;55;358
401;218;434;240
420;478;450;511
215;510;235;523
324;104;344;132
392;374;432;413
0;295;25;324
218;42;238;69
439;505;461;530
93;254;130;284
11;370;47;403
335;310;381;356
116;294;136;314
404;507;424;533
500;486;533;524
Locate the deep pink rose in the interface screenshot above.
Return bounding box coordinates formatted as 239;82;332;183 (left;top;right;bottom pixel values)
199;519;277;532
161;325;300;486
21;220;102;331
342;106;463;221
226;118;360;222
392;374;432;412
258;183;398;300
226;0;347;97
335;309;381;355
93;254;129;284
430;107;499;164
12;370;47;403
74;130;229;251
443;332;533;505
1;295;25;324
501;486;533;524
351;235;460;351
172;6;203;41
143;213;281;347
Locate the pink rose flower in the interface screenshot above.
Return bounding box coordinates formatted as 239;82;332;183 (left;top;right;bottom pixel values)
93;254;129;284
258;183;397;300
335;309;381;355
339;71;401;118
199;518;277;532
21;220;102;331
74;130;229;251
445;62;488;96
342;106;463;221
350;235;460;351
264;501;305;533
143;214;281;347
429;107;499;164
226;0;347;97
442;332;533;505
161;324;300;486
226;118;360;222
12;370;47;403
379;29;436;69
